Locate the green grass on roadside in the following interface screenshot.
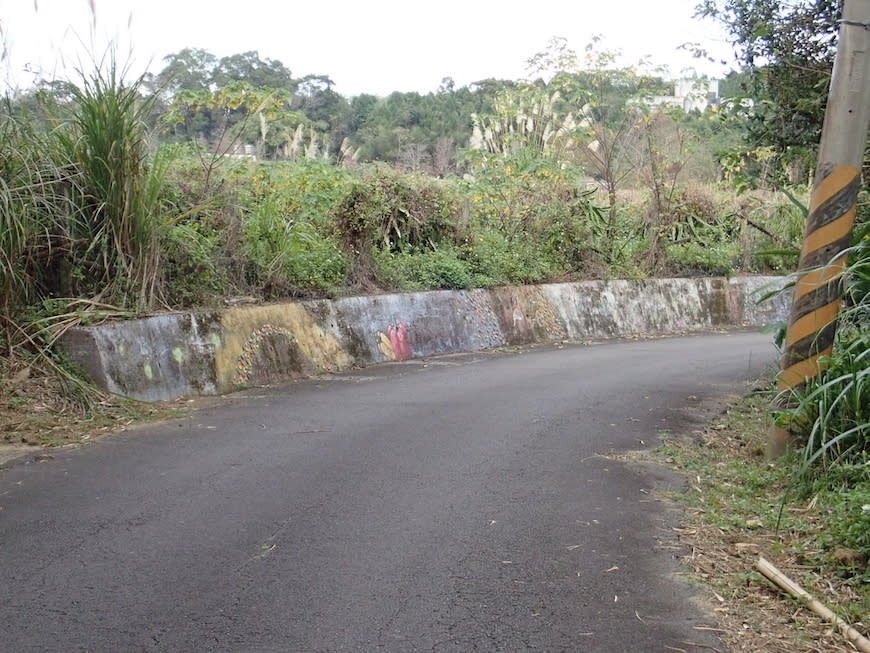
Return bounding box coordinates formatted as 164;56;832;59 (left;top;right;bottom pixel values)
658;389;870;651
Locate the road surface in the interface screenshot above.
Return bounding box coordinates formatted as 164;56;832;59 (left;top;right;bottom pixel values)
0;332;777;652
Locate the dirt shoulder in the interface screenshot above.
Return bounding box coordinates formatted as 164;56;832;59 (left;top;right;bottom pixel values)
656;391;869;652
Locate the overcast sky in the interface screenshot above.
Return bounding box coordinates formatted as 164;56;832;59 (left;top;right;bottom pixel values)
1;0;737;96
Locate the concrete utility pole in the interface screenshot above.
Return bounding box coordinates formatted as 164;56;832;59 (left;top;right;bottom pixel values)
769;0;870;457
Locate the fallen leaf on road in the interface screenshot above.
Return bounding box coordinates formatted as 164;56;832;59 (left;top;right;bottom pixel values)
604;565;619;573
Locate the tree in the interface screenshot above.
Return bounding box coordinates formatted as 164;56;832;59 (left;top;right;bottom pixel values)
156;48;217;95
210;51;297;94
155;50;312;158
432;137;456;177
349;93;378;132
525;37;666;237
351;89;478;165
696;0;842;182
166;82;290;187
397;142;430;173
293;74;351;152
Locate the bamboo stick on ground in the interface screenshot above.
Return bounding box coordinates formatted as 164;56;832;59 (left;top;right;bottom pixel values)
756;556;870;653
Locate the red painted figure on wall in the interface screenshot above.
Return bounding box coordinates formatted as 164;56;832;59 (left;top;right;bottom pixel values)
378;319;412;361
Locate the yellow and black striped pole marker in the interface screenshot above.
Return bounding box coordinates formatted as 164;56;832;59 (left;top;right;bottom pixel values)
768;0;870;457
769;164;861;454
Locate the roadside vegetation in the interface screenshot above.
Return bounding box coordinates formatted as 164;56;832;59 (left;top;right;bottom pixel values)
0;0;868;644
0;37;811;445
659;387;869;652
657;0;870;647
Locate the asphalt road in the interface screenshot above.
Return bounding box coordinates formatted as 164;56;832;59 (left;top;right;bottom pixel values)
0;331;778;652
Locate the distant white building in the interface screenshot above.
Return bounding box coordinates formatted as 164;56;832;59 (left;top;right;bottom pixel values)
649;78;719;112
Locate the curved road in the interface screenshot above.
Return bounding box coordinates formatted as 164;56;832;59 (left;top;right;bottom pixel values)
0;332;777;652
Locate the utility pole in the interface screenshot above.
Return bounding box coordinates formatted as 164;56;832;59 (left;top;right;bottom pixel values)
769;0;870;456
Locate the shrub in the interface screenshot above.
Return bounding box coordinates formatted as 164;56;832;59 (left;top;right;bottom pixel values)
334;165;462;288
375;247;473;290
464;230;558;286
243;193;347;296
666;241;741;276
160;220;230;307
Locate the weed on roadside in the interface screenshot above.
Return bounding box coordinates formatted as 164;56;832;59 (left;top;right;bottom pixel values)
659;390;870;652
0;364;183;448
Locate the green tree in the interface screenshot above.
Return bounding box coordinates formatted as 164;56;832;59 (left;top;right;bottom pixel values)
293;74;352;153
157;48;217;94
210;51;297;94
696;0;842;183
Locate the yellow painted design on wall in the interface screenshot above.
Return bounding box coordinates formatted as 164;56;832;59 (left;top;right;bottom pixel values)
232;324;296;386
377;332;396;360
216;304;353;391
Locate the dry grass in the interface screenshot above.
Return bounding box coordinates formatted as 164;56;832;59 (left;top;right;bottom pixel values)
0;364;179;448
658;392;870;652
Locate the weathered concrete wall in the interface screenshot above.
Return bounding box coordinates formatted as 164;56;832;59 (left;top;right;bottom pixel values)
61;276;790;402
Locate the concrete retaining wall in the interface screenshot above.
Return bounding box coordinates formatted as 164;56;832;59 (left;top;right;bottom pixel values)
61;276;790;402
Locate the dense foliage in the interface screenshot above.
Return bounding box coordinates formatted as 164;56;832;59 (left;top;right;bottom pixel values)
1;44;813;324
698;0;843;185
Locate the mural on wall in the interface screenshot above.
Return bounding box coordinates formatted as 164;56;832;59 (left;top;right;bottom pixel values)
491;286;568;344
456;290;505;349
232;324;301;386
529;287;568;340
377;319;412;361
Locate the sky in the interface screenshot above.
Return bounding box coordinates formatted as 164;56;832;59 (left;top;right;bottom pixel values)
1;0;738;97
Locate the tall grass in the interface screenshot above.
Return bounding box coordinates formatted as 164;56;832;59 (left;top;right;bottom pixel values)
56;57;165;309
781;215;870;476
0;100;84;321
1;55;171;414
